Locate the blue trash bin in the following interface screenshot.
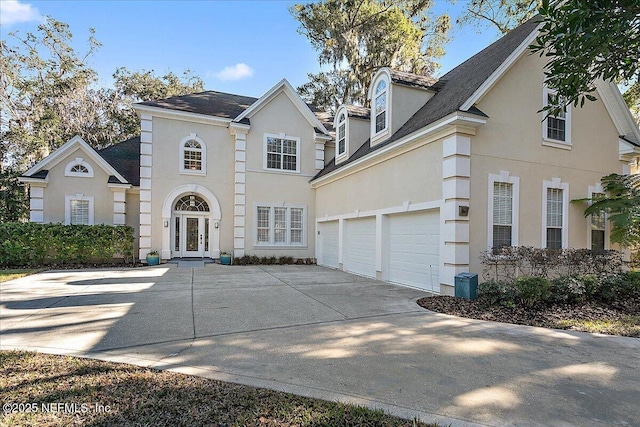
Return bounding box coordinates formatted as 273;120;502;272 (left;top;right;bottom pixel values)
455;273;478;300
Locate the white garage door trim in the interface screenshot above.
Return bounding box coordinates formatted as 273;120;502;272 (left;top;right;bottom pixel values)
388;211;440;294
344;217;376;279
318;221;339;269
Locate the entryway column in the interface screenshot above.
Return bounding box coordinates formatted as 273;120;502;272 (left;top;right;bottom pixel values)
139;114;153;260
230;123;250;258
441;134;471;294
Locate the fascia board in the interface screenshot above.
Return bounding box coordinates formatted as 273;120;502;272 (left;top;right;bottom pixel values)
133;104;232;126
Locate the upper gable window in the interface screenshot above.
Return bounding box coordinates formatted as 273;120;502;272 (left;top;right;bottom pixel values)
336;112;347;157
374;80;388;134
263;133;300;173
180;134;206;175
542;87;572;148
64;158;94;178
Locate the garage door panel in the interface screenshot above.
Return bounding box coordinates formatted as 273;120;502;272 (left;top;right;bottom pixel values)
318;221;339;269
388;211;440;293
344;218;376;278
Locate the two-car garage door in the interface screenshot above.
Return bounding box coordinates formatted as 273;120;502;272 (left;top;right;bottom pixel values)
318;210;440;293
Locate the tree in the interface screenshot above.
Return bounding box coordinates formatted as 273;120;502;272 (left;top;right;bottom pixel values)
0;166;28;222
291;0;450;111
455;0;541;35
579;174;640;247
531;0;640;114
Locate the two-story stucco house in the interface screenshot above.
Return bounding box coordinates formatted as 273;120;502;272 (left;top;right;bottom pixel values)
20;17;640;295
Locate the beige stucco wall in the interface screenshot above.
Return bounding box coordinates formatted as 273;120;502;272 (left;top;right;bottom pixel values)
467;50;627;274
42;148;114;225
149;116;235;254
315;138;443;217
390;85;433;136
243;91;318;258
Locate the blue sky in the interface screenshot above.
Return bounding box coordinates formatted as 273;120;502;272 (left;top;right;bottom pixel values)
0;0;502;98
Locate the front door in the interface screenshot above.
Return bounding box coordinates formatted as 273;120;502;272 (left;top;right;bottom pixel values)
183;216;204;257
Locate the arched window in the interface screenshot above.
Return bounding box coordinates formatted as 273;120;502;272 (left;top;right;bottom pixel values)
180;134;206;174
175;195;210;212
336;112;347;157
374;80;387;134
64;157;94;177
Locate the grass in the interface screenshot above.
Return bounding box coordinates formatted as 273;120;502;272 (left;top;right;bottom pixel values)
0;268;42;283
0;351;437;427
556;316;640;337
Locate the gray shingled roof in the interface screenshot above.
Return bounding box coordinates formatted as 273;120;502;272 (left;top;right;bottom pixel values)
98;137;141;186
312;15;541;181
138;91;258;119
389;69;438;90
345;105;371;119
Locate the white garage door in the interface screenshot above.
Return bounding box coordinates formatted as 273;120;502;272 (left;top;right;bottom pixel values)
318;221;339;269
344;217;376;278
388;211;440;293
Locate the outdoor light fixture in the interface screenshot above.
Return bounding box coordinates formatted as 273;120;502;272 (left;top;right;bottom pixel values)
214;221;219;229
163;220;169;227
190;195;195;207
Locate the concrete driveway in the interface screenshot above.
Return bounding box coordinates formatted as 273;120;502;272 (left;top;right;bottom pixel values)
1;264;638;427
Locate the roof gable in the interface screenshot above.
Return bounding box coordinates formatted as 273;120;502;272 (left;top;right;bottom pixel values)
24;135;129;184
234;79;330;134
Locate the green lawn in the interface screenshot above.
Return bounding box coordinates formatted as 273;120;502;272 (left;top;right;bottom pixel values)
0;351;436;427
0;269;42;283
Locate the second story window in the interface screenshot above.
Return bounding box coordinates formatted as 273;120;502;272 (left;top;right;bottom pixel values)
337;112;346;157
180;134;206;175
543;87;571;146
264;134;300;173
374;80;387;134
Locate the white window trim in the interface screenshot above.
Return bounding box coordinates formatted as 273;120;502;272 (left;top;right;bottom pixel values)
541;178;569;248
487;171;520;250
253;203;307;247
64;157;94;178
588;183;609;250
64;194;94;225
370;75;391;145
262;133;301;174
179;133;206;175
542;86;572;149
335;108;348;161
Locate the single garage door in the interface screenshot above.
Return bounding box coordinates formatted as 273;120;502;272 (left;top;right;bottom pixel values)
344;217;376;278
318;221;339;269
388;211;440;293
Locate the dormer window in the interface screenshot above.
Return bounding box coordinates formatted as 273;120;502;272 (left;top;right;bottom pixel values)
180;133;206;175
337;111;347;157
374;80;387;133
64;158;94;177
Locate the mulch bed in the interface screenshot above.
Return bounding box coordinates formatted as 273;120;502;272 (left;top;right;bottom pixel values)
417;296;640;337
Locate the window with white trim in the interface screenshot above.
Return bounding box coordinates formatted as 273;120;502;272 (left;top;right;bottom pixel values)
488;172;519;251
546;188;563;249
374;80;387;134
255;204;306;246
543;87;571;145
264;134;300;172
337;112;347;157
590;192;606;251
64;158;94;177
64;195;94;225
492;182;513;249
542;179;569;249
179;134;206;175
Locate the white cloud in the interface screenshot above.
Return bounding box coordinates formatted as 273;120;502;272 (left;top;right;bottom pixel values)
212;63;254;81
0;0;42;26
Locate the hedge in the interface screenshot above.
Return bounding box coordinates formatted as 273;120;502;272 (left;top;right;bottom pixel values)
0;222;135;267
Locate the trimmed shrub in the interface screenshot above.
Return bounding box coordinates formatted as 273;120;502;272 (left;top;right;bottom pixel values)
232;255;316;266
477;280;517;307
514;276;550;307
548;275;595;304
0;222;134;267
597;271;640;302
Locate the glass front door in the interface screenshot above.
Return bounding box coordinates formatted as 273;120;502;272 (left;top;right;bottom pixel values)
182;216;204;257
